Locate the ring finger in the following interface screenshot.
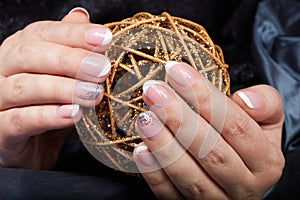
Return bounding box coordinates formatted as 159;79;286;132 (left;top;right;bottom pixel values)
0;73;104;110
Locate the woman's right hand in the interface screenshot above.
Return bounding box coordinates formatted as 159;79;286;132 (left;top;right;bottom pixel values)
0;8;112;169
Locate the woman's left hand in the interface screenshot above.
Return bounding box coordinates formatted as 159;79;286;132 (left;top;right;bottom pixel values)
133;62;285;199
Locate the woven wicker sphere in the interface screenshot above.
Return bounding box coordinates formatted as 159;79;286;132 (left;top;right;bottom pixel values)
75;12;230;173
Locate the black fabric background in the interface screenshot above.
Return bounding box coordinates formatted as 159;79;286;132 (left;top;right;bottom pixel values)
0;0;299;199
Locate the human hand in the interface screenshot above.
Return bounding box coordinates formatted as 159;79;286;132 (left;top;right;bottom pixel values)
0;8;112;169
133;62;284;199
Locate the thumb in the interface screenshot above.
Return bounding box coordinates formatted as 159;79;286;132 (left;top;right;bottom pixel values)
61;7;90;23
232;85;284;147
232;84;284;126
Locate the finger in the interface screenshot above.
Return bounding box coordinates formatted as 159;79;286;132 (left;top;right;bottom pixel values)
62;7;90;23
1;41;111;81
4;20;111;54
142;81;255;198
135;111;227;199
233;85;284;126
0;104;82;143
133;143;184;200
0;73;103;110
233;85;284;148
164;61;279;172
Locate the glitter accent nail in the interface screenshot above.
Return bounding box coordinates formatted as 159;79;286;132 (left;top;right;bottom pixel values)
75;82;102;100
136;112;163;140
137;112;154;127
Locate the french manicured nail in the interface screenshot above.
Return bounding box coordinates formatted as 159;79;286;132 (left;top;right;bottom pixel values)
165;61;196;87
81;56;111;77
85;27;112;46
136;112;163;140
143;80;171;107
238;91;262;109
68;7;90;19
57;104;80;118
74;82;102;100
135;145;155;166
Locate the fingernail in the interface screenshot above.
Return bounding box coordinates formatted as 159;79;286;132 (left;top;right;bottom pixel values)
85;27;112;46
237;91;262;109
165;61;196;87
143;80;171;107
136;112;163;140
57;104;80;118
135;145;155;166
81;56;111;77
74;82;102;100
68;7;90;19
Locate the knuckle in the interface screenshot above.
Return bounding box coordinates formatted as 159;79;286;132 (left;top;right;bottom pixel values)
36;106;48;128
64;25;76;45
1;30;21;48
57;48;71;72
14;42;33;66
183;182;206;199
202;148;226;166
51;79;64;102
10;110;23;134
24;21;49;40
268;151;285;182
195;86;213;112
144;172;165;188
226;112;251;139
7;75;26;104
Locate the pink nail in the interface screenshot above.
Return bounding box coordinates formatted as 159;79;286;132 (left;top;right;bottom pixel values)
136;112;163;140
57;104;80;118
143;80;172;107
85;27;112;46
165;61;196;87
237;91;262;109
135;145;155;166
81;55;111;78
68;7;90;19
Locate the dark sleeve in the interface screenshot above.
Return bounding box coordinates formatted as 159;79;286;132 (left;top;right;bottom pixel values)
0;168;155;200
0;134;156;200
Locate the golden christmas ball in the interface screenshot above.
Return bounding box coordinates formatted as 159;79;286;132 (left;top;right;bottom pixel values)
75;12;230;173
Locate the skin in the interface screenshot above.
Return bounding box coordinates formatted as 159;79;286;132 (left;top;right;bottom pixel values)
0;11;111;169
0;8;285;200
133;62;285;199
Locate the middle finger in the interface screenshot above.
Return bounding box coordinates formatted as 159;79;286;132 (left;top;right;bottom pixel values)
1;41;111;82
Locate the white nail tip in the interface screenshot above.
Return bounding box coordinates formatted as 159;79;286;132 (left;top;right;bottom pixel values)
102;29;113;46
136;145;148;154
71;104;80;117
97;60;111;77
143;80;159;95
68;7;90;19
165;61;180;72
238;92;254;109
